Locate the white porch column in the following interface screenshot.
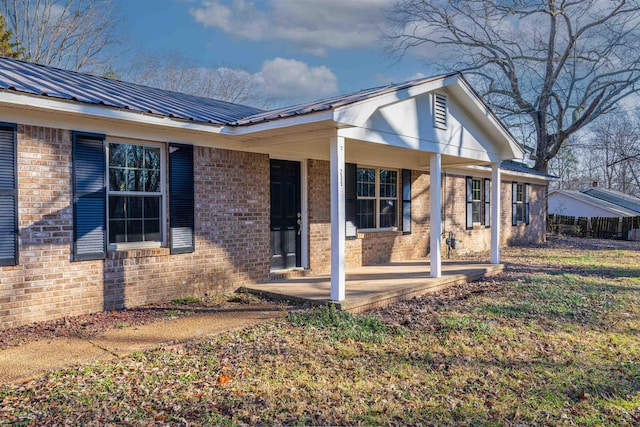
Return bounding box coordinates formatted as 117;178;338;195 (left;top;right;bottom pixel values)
430;153;442;278
330;136;346;301
491;163;501;264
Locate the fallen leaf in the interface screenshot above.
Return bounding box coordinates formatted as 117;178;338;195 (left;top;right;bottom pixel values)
217;375;233;385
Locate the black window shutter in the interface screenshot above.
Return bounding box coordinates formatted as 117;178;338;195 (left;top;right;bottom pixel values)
484;178;491;228
169;143;195;254
402;169;411;234
525;184;531;225
0;123;18;266
345;162;357;239
465;176;473;230
72;132;106;261
512;182;518;226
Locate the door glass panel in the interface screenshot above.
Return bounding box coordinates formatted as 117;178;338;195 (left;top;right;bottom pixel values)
270;160;301;270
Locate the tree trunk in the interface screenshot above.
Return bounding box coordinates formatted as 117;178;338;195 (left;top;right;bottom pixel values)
534;156;549;173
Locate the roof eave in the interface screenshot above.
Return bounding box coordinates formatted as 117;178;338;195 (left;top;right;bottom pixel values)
225;109;336;135
0;90;227;133
450;164;554;183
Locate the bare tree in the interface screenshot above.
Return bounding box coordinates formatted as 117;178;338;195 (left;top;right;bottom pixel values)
124;53;202;94
548;138;581;190
385;0;640;172
122;51;267;108
587;112;640;195
0;0;122;73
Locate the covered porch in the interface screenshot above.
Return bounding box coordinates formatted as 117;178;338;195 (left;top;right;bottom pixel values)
242;259;504;313
230;73;523;305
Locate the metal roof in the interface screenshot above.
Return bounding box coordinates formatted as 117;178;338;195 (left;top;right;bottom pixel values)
232;73;457;126
500;160;557;179
582;187;640;214
549;189;639;217
0;57;521;161
0;56;264;125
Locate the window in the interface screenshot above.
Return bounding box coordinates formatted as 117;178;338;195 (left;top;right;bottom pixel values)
107;142;164;246
515;183;524;222
401;169;411;234
356;167;398;230
73;133;193;260
512;182;530;226
471;179;482;224
466;177;490;229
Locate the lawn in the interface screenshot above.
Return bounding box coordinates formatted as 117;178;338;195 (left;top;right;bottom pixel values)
1;237;639;426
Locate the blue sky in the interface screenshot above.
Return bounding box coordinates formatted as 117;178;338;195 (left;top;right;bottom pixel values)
119;0;435;106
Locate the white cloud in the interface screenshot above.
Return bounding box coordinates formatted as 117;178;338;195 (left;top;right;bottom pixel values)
407;72;427;80
255;57;339;99
189;0;388;56
124;51;337;106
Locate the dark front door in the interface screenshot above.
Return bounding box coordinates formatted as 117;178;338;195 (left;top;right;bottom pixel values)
270;159;301;270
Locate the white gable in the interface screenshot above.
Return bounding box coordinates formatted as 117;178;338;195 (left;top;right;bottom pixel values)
333;75;522;164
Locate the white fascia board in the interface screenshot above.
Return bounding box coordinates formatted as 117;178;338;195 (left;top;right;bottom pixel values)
0;90;337;140
338;126;502;163
332;79;448;127
226;110;335;135
0;91;225;134
445;164;552;184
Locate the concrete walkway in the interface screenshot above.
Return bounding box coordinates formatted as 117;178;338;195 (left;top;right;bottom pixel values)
0;303;285;384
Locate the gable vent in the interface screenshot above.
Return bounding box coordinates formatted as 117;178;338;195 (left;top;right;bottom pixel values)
434;93;447;128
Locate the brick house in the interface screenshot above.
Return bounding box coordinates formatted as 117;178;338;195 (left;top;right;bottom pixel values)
0;58;551;329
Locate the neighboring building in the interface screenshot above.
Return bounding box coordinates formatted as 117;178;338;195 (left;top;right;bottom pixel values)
582;187;640;215
0;57;551;329
549;187;640;218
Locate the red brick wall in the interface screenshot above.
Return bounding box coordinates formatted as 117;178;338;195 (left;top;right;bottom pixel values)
0;124;548;330
0;125;270;330
442;174;547;254
307;162;430;274
307;165;547;272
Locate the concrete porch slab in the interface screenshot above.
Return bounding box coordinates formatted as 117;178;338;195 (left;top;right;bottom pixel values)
242;259;504;313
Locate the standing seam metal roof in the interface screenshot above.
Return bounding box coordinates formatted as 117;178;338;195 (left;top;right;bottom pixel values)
231;73;457;126
550;190;639;217
0;56;459;127
500;160;557;179
0;56;264;125
0;54;524;160
582;187;640;214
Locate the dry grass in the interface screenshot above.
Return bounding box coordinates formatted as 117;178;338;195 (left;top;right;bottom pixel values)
1;237;639;426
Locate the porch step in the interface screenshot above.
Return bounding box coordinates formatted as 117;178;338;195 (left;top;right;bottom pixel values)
268;269;311;281
244;261;505;314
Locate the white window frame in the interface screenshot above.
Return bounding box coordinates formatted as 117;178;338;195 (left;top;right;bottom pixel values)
356;166;399;232
512;182;530;226
106;138;167;250
471;178;482;225
515;182;524;223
